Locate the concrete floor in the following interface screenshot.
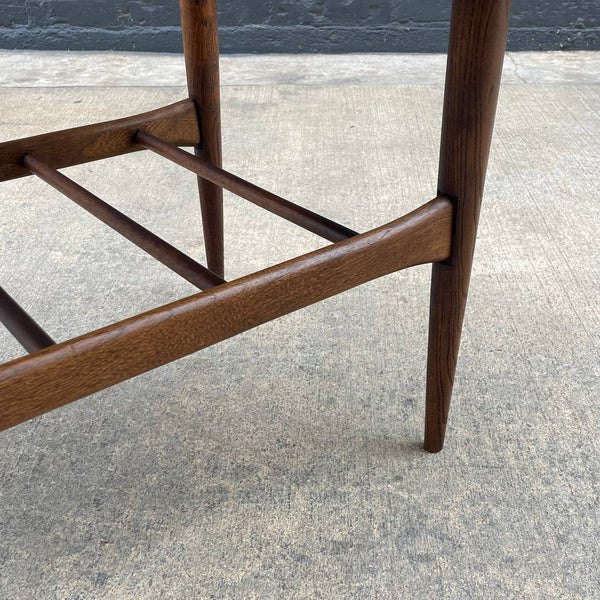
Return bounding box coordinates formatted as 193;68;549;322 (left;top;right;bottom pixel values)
0;51;598;599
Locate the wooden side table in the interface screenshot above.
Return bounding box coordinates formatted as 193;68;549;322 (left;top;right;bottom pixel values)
0;0;512;452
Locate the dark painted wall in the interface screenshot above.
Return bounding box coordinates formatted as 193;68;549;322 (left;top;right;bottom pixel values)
0;1;598;52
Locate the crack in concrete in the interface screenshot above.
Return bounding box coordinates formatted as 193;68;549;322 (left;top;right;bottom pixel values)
506;53;528;84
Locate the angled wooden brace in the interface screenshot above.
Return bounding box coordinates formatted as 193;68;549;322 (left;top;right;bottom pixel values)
0;197;452;431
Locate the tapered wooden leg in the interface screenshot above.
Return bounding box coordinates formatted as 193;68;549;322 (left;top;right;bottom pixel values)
179;0;224;278
424;0;511;452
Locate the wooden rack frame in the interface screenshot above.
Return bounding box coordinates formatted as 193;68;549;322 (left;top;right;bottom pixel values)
0;0;511;452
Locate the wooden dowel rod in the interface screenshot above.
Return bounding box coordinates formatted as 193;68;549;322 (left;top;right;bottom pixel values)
136;130;359;243
23;155;225;291
0;287;55;354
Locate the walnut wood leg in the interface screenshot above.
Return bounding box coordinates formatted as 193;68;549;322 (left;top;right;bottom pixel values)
424;0;511;452
180;0;224;278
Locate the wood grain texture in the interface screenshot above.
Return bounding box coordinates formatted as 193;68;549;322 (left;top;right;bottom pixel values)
0;287;55;354
180;0;225;277
23;154;225;291
424;0;511;452
0;197;452;432
137;131;358;243
0;99;199;182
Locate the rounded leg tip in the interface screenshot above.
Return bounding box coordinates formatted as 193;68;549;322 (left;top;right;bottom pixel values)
424;419;447;453
423;433;445;453
424;442;444;453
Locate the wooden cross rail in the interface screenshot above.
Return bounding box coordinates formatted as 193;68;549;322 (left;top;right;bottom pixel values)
0;100;200;183
0;196;453;432
0;287;55;354
136;130;359;243
23;154;225;291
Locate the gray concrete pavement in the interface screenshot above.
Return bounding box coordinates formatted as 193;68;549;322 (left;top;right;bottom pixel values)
1;49;600;87
0;51;598;599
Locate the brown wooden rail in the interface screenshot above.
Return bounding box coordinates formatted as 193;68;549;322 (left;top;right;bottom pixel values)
0;99;200;182
0;196;453;432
